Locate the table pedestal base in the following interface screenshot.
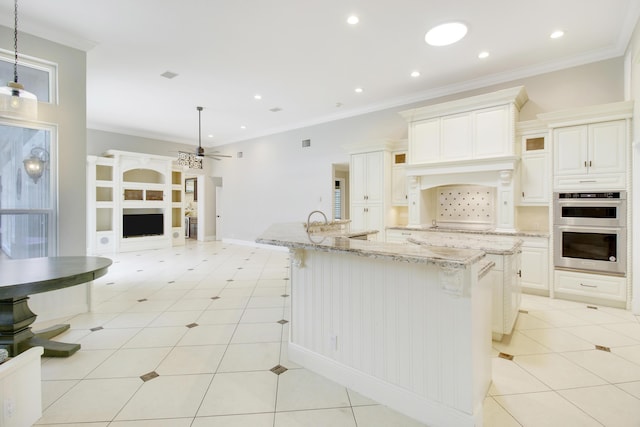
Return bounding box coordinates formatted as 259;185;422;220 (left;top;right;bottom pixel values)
0;297;80;357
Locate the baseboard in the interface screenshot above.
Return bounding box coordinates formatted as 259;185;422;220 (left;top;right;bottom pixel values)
288;343;480;427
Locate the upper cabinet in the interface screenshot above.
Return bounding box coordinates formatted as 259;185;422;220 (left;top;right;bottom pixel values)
517;121;549;206
391;150;408;206
541;101;633;191
400;86;528;165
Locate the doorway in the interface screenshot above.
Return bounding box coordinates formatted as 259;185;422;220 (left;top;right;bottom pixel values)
332;163;349;221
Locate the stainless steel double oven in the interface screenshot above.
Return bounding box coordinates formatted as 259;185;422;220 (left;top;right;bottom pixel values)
553;191;626;276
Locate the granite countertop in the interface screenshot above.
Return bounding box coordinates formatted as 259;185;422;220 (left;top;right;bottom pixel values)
256;223;486;268
387;225;549;238
407;233;523;255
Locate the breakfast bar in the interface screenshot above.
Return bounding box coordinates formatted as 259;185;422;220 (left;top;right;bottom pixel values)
257;223;495;426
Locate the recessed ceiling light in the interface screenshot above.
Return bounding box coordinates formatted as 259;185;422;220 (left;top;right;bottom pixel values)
550;30;564;39
347;15;359;25
425;22;467;46
478;51;490;59
207;134;214;138
254;94;262;100
240;125;247;130
354;87;363;93
410;71;421;78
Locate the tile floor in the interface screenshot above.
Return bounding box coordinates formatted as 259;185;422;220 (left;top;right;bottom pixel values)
32;240;640;426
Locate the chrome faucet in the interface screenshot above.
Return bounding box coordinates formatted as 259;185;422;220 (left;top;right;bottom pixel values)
306;210;328;232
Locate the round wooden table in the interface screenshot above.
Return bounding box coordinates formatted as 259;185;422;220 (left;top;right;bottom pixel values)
0;256;112;357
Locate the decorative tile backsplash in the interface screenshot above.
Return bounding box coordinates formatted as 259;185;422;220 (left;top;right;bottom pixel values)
436;185;495;229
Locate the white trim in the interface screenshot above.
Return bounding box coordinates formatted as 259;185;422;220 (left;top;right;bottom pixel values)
288;343;481;427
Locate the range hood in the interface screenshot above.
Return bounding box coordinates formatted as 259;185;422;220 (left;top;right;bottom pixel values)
405;156;520;232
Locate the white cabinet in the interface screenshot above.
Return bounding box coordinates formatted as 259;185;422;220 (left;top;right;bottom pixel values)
391;151;408;205
553;120;627;190
87;150;184;254
408;105;513;164
410;118;439;163
519;133;549;205
488;250;522;341
350;149;392;239
400;86;527;165
554;269;627;306
351;151;384;204
520;236;549;294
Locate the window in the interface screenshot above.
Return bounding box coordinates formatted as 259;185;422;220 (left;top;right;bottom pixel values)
0;50;58;103
0;121;57;259
334;179;345;220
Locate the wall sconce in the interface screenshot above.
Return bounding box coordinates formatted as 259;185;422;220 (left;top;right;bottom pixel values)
23;147;48;183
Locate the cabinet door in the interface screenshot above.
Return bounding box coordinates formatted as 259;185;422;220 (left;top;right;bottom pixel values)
365;152;385;204
365;204;385;237
441;113;472;161
391;167;407;205
521;245;549;291
351;153;367;203
554;126;588;176
588;120;626;174
474;105;510;158
350;204;367;231
410;119;440;163
520;154;548;204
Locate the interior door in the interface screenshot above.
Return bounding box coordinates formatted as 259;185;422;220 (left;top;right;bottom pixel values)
215;185;223;241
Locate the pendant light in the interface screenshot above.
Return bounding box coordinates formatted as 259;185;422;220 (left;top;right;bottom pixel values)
0;0;37;120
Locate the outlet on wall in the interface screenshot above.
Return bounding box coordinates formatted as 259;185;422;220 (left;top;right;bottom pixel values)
4;397;15;419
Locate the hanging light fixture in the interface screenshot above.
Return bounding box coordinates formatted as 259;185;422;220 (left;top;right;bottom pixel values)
23;147;48;183
0;0;37;120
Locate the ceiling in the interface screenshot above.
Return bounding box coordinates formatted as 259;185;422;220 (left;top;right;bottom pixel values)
0;0;638;148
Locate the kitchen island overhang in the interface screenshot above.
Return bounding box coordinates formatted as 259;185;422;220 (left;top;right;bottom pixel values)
257;223;496;427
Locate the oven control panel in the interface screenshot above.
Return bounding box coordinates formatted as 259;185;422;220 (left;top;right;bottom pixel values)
557;192;623;199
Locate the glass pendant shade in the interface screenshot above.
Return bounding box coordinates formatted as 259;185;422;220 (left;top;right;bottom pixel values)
23;147;48;183
1;0;38;120
0;81;38;120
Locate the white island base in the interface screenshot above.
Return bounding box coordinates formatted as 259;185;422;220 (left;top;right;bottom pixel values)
286;248;494;426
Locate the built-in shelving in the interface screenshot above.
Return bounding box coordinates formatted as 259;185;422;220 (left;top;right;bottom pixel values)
87;150;185;254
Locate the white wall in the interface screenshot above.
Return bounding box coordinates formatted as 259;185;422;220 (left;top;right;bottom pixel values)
0;25;86;256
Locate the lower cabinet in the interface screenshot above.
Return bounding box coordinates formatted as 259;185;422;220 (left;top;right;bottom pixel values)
487;251;522;341
520;237;550;295
554;269;627;307
351;204;384;240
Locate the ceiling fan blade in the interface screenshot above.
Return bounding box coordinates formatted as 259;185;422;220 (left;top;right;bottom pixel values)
205;153;232;158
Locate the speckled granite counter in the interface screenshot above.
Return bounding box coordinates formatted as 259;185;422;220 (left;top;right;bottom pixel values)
407;233;523;255
387;225;548;238
256;222;486;268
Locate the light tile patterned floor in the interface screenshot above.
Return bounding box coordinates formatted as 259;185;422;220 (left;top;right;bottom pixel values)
33;240;640;426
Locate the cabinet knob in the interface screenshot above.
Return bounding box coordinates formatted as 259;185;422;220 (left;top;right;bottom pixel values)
517;270;522;278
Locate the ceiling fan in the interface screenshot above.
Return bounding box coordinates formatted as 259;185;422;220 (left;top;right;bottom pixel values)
177;106;231;168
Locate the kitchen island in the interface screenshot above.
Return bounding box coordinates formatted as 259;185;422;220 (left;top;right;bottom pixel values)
257;223;495;426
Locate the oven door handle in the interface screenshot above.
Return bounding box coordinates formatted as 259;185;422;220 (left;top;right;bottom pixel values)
556;200;625;207
554;225;625;233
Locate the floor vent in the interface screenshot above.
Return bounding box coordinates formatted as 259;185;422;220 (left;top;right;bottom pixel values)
498;352;514;360
302;139;311;148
